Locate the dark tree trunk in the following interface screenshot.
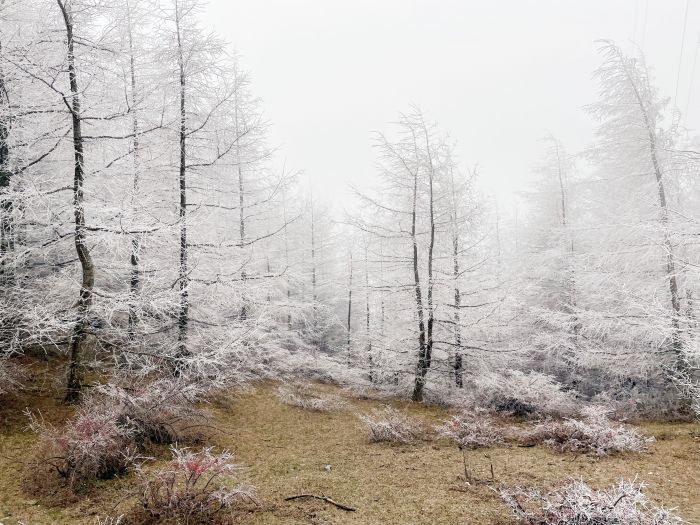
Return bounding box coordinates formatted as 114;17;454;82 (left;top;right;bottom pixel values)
448;168;463;388
57;0;95;403
409;131;427;402
413;127;435;402
175;1;189;362
0;38;14;288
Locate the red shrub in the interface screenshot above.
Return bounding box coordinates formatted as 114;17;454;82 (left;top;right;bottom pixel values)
132;446;256;523
26;397;138;487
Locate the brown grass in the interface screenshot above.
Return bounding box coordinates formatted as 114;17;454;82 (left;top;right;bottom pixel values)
1;372;699;524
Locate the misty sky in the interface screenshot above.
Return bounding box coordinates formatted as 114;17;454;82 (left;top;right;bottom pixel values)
203;0;700;206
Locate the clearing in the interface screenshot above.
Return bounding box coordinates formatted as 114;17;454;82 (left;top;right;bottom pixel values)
1;367;699;524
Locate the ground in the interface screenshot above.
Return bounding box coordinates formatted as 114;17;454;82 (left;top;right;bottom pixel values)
1;363;699;524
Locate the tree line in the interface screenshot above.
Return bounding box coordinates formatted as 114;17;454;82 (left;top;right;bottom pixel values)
1;0;699;416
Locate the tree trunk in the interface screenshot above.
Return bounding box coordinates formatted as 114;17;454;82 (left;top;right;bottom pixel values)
235;93;248;320
553;139;578;336
310;194;317;303
449;170;463;388
620;51;683;367
0;38;14;288
412;126;436;402
364;242;373;382
347;252;352;355
648;135;682;358
410;131;428;402
126;0;141;341
57;0;95;403
282;186;292;329
175;0;189;362
379;239;385;337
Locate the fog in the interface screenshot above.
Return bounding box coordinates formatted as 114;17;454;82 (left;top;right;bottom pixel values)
205;0;700;204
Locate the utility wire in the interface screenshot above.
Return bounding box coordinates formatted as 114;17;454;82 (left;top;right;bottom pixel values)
674;0;691;108
682;32;700;128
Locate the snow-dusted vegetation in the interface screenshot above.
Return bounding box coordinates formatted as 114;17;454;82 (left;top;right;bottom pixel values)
1;0;700;523
525;406;652;456
358;405;423;443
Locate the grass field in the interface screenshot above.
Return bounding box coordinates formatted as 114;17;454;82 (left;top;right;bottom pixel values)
1;364;699;524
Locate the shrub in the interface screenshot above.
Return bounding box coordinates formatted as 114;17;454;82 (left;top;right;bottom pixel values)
527;406;651;456
459;371;578;418
131;446;256;524
436;409;506;449
276;382;346;412
500;478;684;524
359;405;421;443
26;379;209;493
26;397;138;487
590;379;690;420
98;379;209;446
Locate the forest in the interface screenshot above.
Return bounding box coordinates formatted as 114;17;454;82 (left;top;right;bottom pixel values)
1;1;700;524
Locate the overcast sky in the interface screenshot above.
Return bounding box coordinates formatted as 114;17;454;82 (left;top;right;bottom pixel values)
202;0;700;206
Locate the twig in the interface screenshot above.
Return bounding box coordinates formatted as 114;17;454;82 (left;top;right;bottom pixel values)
284;493;356;512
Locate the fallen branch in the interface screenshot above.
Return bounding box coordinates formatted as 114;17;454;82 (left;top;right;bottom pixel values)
284;493;356;512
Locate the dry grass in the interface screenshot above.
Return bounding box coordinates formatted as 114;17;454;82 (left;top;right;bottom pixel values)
276;382;346;412
1;369;699;524
358;404;423;443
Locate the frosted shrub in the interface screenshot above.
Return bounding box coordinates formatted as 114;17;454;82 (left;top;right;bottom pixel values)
359;405;421;443
26;398;137;486
460;370;577;418
500;479;684;524
25;379;209;491
99;379;208;445
528;406;651;456
276;382;346;411
133;446;256;523
436;409;506;449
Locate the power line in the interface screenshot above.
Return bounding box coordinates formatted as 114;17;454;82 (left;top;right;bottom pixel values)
673;0;691;108
682;31;700;128
641;0;649;52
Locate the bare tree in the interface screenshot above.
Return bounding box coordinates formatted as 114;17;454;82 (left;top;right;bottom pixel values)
56;0;95;402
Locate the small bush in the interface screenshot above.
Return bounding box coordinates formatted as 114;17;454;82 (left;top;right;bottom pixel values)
500;478;684;524
131;446;256;524
99;379;209;446
591;381;690;421
459;371;578;418
26;397;137;487
25;379;210;494
276;382;345;412
359;405;421;443
436;409;506;449
527;406;651;456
